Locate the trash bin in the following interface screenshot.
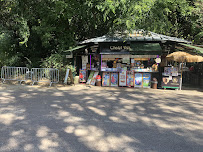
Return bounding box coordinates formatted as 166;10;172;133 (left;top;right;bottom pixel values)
96;75;101;86
151;78;158;89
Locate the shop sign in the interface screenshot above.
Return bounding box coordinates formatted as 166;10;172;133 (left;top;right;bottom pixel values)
110;46;131;50
66;52;73;58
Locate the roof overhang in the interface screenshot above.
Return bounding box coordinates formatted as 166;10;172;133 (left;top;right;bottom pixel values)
62;45;87;55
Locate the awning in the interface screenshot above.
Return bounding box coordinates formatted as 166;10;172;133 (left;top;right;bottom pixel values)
179;43;203;54
130;43;162;55
63;45;87;55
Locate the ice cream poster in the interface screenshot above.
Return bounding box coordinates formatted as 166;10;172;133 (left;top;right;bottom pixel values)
111;72;118;87
102;72;110;86
134;73;143;87
143;73;151;88
79;69;86;82
119;71;127;86
127;71;134;87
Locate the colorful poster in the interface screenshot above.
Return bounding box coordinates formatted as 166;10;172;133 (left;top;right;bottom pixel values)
90;71;99;86
164;67;179;76
134;72;143;87
127;71;134;87
110;72;118;87
86;71;95;85
79;69;86;83
143;73;151;88
119;71;127;86
102;72;110;86
162;76;180;89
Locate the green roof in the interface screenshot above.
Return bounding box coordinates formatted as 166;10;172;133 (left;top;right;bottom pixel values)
130;43;162;55
80;30;191;44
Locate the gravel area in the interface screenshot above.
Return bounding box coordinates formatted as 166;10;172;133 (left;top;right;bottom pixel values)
0;84;203;152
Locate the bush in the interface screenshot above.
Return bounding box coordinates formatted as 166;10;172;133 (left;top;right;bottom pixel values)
41;53;76;83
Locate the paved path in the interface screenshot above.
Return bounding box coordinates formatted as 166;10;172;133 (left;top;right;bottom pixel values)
0;84;203;152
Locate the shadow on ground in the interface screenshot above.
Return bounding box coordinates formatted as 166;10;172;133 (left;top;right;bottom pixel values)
0;84;202;152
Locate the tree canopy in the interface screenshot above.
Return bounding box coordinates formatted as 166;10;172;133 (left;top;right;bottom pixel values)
0;0;202;67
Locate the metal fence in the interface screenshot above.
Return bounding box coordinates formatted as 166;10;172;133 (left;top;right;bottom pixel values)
31;68;59;87
1;66;29;84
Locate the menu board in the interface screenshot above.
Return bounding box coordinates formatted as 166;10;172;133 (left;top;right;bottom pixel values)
86;71;95;85
119;71;127;86
102;72;110;86
164;67;179;76
162;76;180;89
110;72;118;87
134;73;143;87
127;71;134;87
90;71;99;86
79;69;86;83
143;73;151;88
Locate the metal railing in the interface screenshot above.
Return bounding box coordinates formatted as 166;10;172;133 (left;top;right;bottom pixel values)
31;68;59;87
1;66;29;84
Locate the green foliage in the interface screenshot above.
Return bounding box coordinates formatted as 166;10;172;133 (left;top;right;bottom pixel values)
0;0;202;70
41;53;76;82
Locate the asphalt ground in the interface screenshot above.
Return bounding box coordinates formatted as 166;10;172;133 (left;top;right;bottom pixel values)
0;84;203;152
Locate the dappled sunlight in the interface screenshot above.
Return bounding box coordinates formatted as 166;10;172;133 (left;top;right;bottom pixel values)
52;100;62;103
88;106;107;116
11;129;25;136
82;96;93;100
19;93;32;99
86;100;96;104
135;106;146;112
119;97;142;105
114;109;138;122
0;103;25;125
50;104;63;109
39;138;59;151
36;126;60;151
70;103;84;111
63;116;85;124
57;110;70;117
109;116;125;123
0;96;15;103
105;96;117;100
0;113;24;125
0;138;19;151
56;110;85;124
36;126;50;137
65;125;136;152
52;92;65;97
0;85;202;151
157;103;197;115
24;144;35;151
